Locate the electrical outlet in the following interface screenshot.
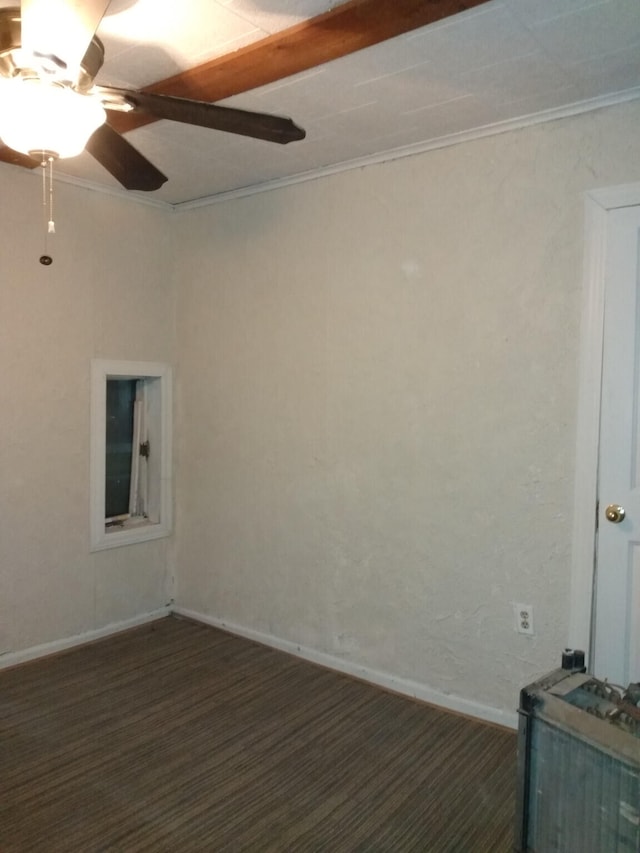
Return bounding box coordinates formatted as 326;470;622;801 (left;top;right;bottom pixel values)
514;603;534;635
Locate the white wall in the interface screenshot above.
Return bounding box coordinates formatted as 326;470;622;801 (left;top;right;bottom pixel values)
173;101;640;717
2;101;639;720
0;169;175;656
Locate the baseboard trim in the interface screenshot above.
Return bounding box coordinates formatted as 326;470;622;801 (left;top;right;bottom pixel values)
173;607;518;730
2;604;519;729
0;607;171;670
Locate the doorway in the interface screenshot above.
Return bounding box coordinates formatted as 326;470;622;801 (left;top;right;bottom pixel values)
571;183;640;686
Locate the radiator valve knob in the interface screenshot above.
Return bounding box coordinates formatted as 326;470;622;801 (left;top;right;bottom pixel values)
562;649;585;671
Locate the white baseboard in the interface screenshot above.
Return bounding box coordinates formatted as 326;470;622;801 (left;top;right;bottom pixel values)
0;607;171;670
173;607;518;730
1;604;519;730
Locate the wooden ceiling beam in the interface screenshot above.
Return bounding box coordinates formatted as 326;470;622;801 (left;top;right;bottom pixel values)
107;0;490;134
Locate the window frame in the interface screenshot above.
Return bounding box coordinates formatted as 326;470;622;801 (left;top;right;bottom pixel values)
90;359;172;552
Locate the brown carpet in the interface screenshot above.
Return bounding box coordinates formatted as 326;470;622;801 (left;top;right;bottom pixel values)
0;615;516;852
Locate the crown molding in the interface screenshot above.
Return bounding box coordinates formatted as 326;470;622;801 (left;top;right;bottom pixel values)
6;86;638;212
174;87;640;212
52;170;173;209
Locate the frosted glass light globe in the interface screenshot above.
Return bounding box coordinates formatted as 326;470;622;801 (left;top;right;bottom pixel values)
0;77;105;158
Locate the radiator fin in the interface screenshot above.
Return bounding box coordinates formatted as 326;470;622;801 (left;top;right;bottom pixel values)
527;718;640;852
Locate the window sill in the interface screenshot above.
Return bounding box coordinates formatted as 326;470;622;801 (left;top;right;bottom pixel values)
91;519;171;552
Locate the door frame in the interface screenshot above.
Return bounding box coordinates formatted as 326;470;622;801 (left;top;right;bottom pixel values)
570;181;640;666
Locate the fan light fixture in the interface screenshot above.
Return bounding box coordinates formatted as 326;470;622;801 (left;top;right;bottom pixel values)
0;76;105;158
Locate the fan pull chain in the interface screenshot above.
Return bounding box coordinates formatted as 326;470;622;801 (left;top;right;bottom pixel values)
39;152;54;266
48;155;55;235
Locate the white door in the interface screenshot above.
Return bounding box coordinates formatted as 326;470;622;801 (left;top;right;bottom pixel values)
594;204;640;686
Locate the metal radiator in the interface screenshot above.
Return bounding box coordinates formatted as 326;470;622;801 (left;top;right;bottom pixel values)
514;652;640;852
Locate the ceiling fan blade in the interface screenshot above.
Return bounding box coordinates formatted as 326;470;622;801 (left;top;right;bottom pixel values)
21;0;110;79
0;144;40;169
85;123;167;191
101;87;305;145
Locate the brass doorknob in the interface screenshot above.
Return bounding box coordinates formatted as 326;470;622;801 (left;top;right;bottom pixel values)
605;504;625;523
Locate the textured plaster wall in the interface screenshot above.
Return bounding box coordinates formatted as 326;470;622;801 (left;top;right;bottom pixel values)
0;170;175;655
173;102;640;715
2;101;639;713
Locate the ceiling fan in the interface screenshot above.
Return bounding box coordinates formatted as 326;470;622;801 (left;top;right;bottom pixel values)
0;0;306;192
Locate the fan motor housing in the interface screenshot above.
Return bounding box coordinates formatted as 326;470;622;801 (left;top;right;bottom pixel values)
0;7;104;91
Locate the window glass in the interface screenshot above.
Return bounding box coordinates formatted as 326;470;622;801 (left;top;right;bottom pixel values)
105;378;137;519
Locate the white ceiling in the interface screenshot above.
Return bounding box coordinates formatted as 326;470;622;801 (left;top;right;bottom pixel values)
3;0;640;206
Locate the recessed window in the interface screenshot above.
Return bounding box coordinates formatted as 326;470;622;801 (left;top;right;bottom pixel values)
90;360;172;551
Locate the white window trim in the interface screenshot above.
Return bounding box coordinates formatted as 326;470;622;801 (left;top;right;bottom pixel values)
90;359;172;551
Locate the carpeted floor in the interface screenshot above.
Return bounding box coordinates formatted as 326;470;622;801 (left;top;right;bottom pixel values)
0;616;517;851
